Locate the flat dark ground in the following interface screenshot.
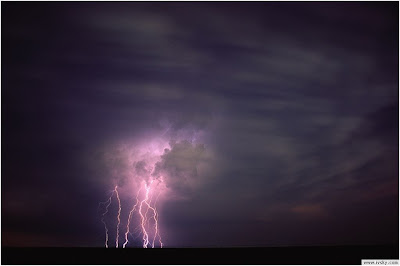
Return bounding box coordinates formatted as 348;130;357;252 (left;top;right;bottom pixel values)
2;244;398;265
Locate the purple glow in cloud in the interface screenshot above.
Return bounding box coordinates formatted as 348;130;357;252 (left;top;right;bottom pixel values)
98;127;213;248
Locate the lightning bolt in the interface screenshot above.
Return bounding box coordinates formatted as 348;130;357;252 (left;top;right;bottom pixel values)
145;198;159;248
114;186;121;248
144;192;155;228
100;180;163;248
122;186;142;248
152;192;163;248
138;181;152;248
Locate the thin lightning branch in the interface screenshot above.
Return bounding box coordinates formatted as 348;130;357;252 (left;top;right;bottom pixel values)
99;192;114;248
132;224;142;235
130;225;142;242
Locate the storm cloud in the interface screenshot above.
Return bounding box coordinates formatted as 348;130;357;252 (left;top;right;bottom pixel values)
152;141;207;197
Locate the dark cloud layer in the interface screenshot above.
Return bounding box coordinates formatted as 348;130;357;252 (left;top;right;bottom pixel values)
152;141;206;197
2;2;398;247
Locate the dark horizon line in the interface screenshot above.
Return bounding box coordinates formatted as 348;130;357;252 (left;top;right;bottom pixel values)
3;244;398;265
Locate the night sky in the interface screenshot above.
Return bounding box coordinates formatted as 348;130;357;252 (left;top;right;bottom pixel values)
2;2;398;248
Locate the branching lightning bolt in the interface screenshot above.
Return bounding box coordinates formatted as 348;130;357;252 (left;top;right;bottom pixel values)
122;186;142;248
138;181;151;248
114;186;121;248
100;180;163;248
152;192;163;248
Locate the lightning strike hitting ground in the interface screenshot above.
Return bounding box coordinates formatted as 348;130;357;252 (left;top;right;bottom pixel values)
114;186;122;248
138;182;151;248
122;186;142;248
99;180;163;248
149;193;162;248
